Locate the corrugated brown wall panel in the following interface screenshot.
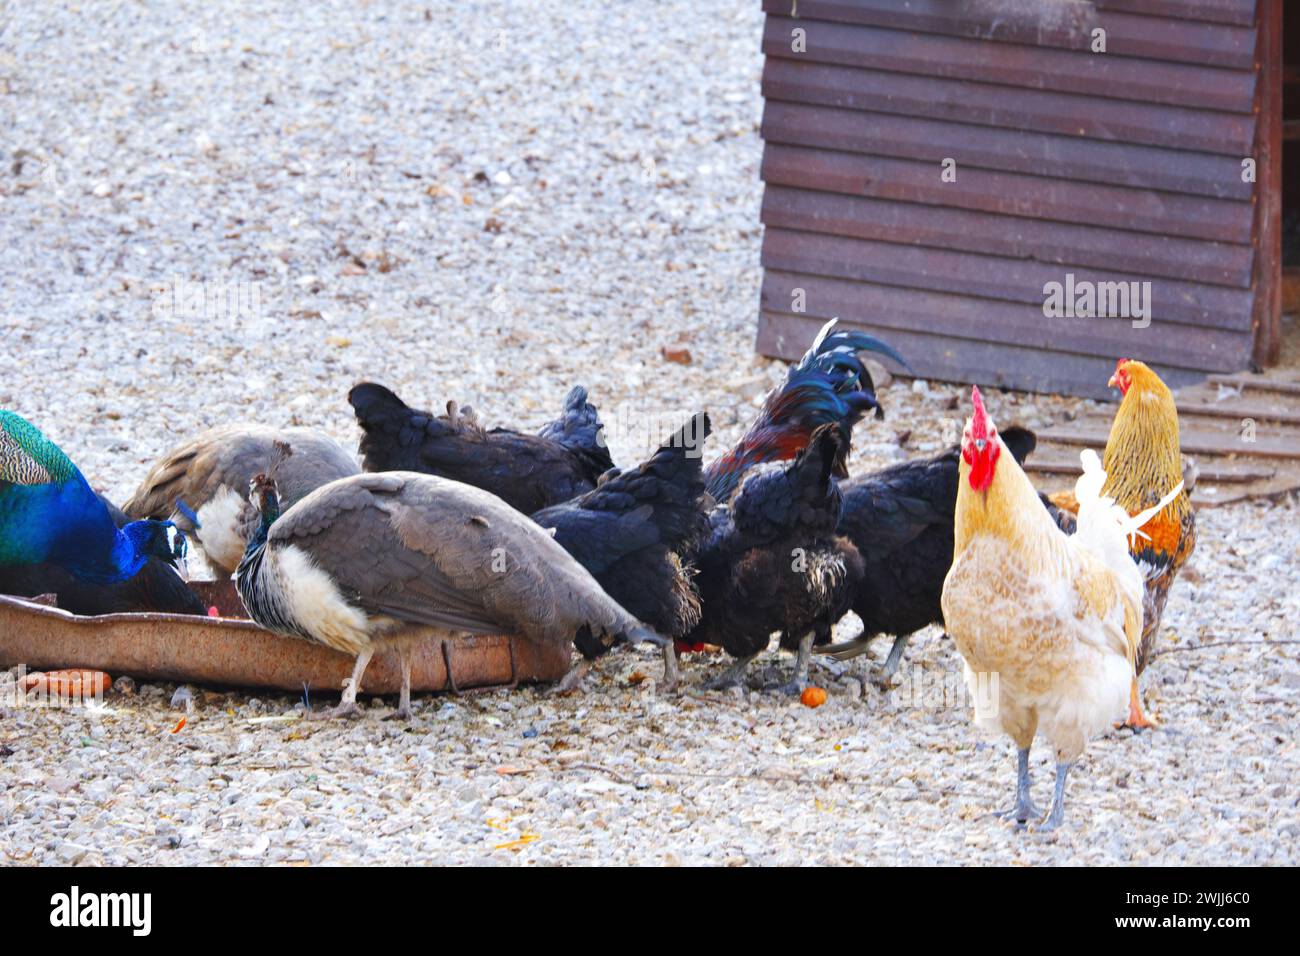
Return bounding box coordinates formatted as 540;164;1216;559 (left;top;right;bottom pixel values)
760;186;1256;288
763;0;1257;69
760;227;1255;330
759;271;1256;372
754;3;1264;394
762;16;1258;110
761;100;1251;199
762;60;1257;155
758;313;1215;401
1095;0;1256;27
762;0;1097;49
762;144;1254;244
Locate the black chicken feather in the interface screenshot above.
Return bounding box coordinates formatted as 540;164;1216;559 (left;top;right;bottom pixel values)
348;382;615;515
532;413;712;642
688;424;864;691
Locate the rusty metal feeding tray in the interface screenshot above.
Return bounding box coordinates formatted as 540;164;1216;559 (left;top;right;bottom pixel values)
0;581;568;696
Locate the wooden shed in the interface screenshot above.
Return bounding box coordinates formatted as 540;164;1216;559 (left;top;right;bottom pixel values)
754;0;1286;399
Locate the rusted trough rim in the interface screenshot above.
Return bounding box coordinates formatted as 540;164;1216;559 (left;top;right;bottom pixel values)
0;593;571;696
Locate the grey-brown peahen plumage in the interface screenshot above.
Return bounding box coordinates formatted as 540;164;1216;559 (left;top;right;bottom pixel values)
235;469;666;719
123;425;359;579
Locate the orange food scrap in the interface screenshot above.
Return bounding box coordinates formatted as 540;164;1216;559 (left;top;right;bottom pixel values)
22;670;110;701
800;687;828;708
171;717;187;734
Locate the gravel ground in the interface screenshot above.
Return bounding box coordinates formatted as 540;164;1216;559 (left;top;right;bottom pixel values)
0;1;1297;866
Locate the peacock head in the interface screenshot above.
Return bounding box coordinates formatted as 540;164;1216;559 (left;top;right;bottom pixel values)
121;519;188;570
961;386;1001;493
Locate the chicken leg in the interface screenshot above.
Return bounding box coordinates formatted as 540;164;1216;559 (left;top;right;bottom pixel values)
660;644;681;692
770;631;814;695
704;652;760;691
1119;676;1158;730
994;747;1042;826
1037;762;1072;832
874;634;910;689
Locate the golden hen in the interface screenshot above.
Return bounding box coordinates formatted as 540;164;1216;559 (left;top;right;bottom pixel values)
1049;359;1197;727
942;387;1181;830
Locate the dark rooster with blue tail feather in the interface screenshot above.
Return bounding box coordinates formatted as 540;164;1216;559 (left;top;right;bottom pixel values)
688;423;864;693
703;319;910;503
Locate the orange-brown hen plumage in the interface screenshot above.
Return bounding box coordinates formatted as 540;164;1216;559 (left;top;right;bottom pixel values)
1048;359;1196;727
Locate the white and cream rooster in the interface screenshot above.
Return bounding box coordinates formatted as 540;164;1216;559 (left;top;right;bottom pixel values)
941;387;1182;831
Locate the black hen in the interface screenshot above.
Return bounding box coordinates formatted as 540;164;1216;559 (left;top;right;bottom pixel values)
348;382;615;515
688;424;864;693
0;495;205;616
532;413;712;689
818;426;1043;684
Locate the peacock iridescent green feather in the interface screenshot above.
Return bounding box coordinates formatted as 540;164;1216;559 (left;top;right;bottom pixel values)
0;410;77;485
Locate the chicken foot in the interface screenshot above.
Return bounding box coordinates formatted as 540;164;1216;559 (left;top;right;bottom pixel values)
994;747;1042;826
703;652;760;691
1118;676;1158;730
1036;762;1072;832
767;631;814;695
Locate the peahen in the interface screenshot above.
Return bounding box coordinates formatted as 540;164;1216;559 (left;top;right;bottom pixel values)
123;424;359;579
0;411;187;585
234;453;667;719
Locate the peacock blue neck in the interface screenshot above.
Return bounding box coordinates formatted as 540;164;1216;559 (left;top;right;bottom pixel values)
1;411;184;585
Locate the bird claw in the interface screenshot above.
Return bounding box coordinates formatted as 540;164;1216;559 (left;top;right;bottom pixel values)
1116;713;1159;732
383;706;413;722
871;672;899;692
554;661;590;696
773;679;807;696
702;673;743;692
1034;811;1064;834
994;801;1044;825
307;701;362;721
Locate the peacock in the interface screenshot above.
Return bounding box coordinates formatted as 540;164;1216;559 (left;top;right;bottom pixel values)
0;492;206;616
0;411;187;585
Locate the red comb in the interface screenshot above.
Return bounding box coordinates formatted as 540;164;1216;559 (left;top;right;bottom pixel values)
970;385;989;439
1116;358;1130;370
